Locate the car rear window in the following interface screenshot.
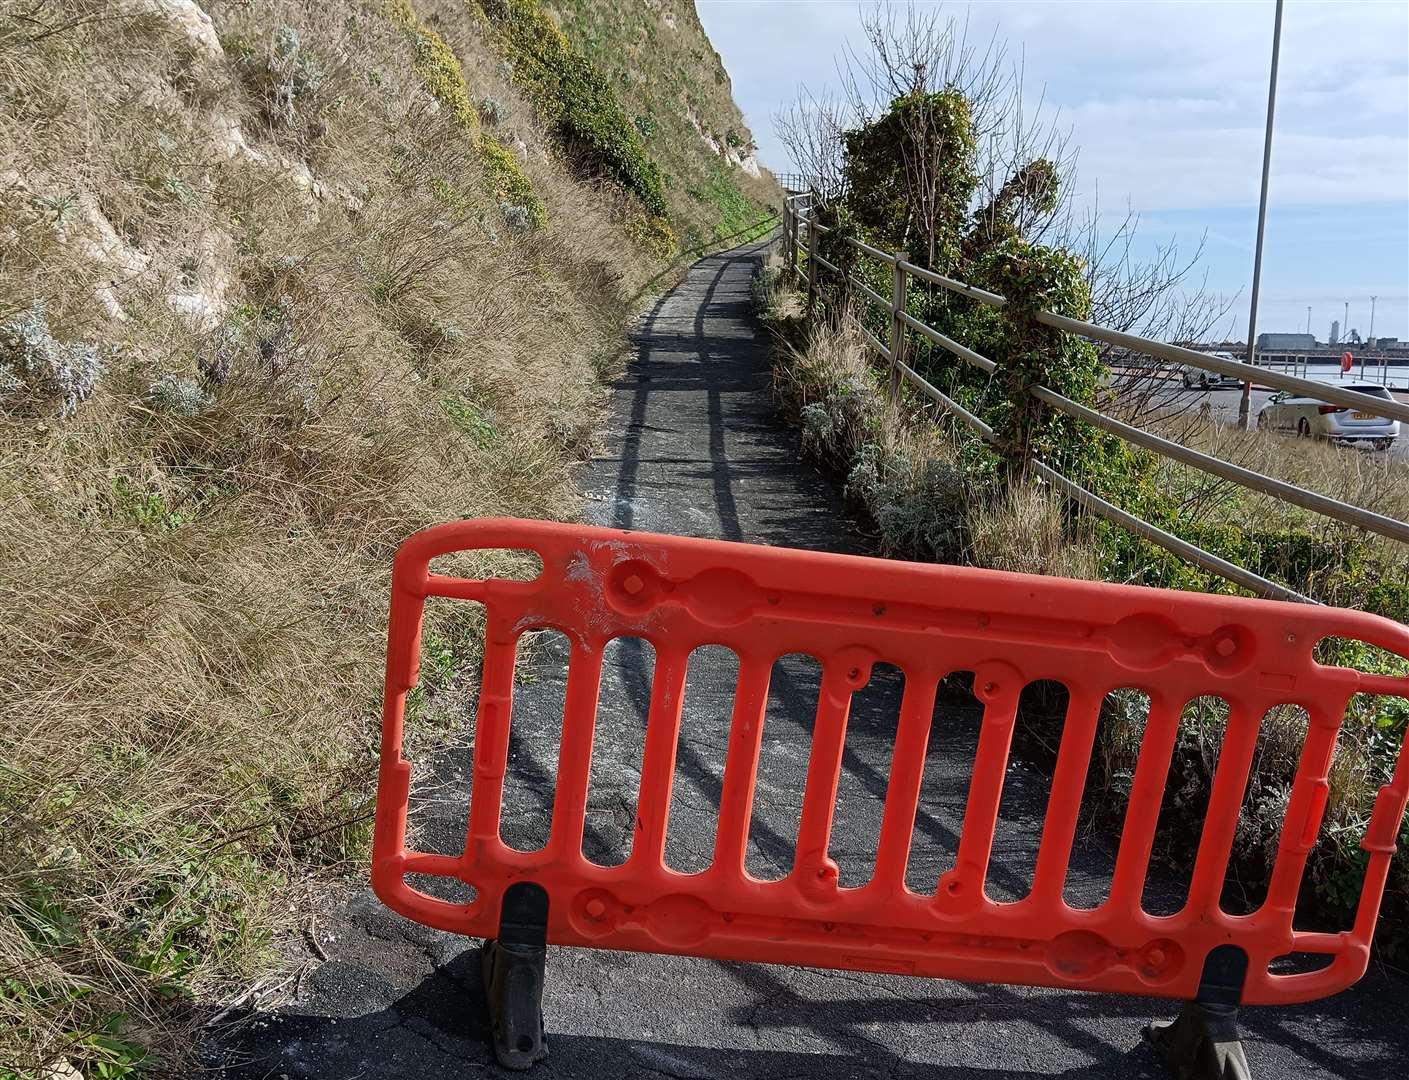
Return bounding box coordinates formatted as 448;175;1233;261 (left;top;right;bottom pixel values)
1345;385;1392;399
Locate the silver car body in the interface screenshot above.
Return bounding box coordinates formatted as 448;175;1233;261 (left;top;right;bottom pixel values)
1257;382;1400;447
1182;351;1242;388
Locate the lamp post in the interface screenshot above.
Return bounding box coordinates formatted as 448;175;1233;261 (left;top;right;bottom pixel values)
1238;0;1285;430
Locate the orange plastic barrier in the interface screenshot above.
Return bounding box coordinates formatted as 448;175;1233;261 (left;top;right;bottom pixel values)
372;518;1409;1007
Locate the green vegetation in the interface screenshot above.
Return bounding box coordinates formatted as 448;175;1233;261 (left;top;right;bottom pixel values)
389;0;546;230
776;69;1409;964
549;0;779;250
473;0;670;245
686;168;774;245
840;89;976;272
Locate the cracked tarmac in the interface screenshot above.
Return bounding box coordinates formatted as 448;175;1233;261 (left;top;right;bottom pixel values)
212;240;1408;1079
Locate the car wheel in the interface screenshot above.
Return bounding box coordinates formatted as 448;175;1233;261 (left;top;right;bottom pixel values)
1375;438;1392;451
1256;411;1269;430
1297;417;1311;438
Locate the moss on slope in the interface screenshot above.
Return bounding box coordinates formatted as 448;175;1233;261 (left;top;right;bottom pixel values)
551;0;780;248
390;0;548;229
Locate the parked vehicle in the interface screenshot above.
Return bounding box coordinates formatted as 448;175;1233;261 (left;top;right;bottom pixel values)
1181;352;1242;389
1256;382;1399;449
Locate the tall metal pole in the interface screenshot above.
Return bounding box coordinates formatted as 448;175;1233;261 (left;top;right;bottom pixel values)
1367;295;1377;379
1238;0;1285;429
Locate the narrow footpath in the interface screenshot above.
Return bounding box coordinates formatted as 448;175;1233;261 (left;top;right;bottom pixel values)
216;240;1407;1080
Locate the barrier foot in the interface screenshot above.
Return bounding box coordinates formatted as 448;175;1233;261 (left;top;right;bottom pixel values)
1145;1001;1252;1080
482;882;549;1071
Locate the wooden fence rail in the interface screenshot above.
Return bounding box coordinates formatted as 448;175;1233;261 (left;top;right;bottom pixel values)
780;193;1409;603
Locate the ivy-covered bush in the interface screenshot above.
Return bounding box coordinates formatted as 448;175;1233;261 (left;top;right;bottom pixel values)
965;237;1101;474
841;89;976;271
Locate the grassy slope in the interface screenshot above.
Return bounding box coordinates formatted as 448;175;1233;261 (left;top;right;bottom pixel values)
0;1;773;1074
551;0;780;248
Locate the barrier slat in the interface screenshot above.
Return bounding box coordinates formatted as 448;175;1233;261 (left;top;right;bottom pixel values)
792;663;854;887
946;683;1021;901
548;641;604;858
1186;701;1265;912
1352;734;1409;947
630;646;689;866
872;675;940;891
1106;695;1183;910
710;658;773;873
468;624;518;851
1263;700;1344;913
1028;687;1104;905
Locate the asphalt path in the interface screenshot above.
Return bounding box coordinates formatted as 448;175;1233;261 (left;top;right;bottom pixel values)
213;241;1408;1079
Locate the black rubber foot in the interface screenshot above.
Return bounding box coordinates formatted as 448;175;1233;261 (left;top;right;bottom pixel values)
482;882;550;1071
482;939;547;1070
1145;1002;1252;1080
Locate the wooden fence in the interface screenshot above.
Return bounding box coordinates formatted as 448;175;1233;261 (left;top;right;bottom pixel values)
780;192;1409;603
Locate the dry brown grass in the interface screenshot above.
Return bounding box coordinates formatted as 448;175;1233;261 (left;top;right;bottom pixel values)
765;278;1094;579
964;483;1100;580
1156;411;1409;527
0;0;766;1072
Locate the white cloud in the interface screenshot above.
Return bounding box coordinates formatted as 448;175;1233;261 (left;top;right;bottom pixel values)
701;0;1409;208
697;0;1408;336
1065;105;1409;209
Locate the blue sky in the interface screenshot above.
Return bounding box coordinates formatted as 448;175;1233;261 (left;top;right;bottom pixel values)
697;1;1409;342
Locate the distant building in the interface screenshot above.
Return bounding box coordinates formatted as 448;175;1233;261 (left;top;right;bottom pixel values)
1257;332;1316;350
1329;320;1340;345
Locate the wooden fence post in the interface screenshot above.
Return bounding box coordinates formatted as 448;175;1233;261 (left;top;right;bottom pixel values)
805;210;819;317
784;202;797;285
889;255;907;403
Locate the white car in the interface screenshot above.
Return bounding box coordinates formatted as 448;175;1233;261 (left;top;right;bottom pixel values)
1181;352;1243;389
1256;382;1399;449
